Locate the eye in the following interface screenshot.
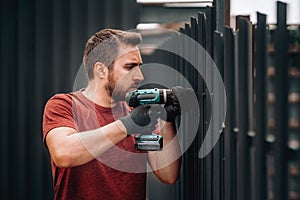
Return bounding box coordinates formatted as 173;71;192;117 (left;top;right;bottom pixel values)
125;64;136;70
125;66;134;70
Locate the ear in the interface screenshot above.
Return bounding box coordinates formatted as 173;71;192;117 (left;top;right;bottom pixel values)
94;62;108;79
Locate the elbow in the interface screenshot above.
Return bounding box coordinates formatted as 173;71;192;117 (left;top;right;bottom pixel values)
168;176;179;184
152;160;182;184
51;149;73;168
154;170;180;185
158;175;179;185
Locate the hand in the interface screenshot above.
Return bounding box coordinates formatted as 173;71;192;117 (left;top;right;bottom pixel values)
164;86;194;122
119;105;160;135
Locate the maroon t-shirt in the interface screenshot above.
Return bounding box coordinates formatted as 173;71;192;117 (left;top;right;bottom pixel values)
43;90;147;200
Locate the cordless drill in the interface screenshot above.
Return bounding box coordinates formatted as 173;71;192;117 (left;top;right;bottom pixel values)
125;88;173;151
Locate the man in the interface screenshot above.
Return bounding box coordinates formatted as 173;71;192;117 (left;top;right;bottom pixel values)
43;29;185;199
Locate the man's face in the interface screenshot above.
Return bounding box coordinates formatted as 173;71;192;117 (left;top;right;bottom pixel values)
105;44;144;101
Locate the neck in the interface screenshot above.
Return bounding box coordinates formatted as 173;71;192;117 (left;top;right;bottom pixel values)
82;79;117;108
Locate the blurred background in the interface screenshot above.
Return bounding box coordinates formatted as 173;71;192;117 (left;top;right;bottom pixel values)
1;0;300;199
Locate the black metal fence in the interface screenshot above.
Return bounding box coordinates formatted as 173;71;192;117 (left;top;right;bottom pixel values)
152;1;300;200
144;1;300;200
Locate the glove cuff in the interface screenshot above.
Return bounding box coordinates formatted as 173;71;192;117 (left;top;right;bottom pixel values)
119;115;134;136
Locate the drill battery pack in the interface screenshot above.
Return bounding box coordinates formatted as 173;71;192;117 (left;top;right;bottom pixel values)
135;134;163;151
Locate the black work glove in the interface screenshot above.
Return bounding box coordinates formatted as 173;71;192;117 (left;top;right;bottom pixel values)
164;86;195;122
119;105;160;135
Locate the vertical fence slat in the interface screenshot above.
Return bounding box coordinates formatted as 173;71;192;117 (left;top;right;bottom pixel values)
236;17;252;200
254;12;268;200
214;0;225;33
205;6;215;57
190;16;201;200
197;12;207;200
204;7;216;200
213;31;224;200
224;27;237;200
274;2;289;200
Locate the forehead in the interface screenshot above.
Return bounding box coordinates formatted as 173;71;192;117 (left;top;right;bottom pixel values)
116;44;142;62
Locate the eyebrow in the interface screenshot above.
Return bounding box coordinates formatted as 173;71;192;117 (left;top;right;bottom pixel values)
125;62;143;66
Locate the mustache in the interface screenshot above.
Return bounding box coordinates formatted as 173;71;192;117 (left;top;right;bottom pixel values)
129;83;140;89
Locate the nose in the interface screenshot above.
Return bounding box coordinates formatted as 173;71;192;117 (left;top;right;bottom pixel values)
133;67;144;82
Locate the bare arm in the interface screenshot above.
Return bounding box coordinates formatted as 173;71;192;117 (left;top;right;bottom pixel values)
45;120;127;168
148;121;182;184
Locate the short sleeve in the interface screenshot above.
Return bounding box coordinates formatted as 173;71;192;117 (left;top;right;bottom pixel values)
42;94;78;146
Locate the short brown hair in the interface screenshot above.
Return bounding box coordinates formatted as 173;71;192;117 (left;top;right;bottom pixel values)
83;29;142;80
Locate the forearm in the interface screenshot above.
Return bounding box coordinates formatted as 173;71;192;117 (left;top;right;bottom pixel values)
47;120;127;168
148;121;182;184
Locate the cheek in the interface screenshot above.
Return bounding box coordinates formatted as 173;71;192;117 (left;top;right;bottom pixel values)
118;71;133;81
110;68;136;86
111;72;129;87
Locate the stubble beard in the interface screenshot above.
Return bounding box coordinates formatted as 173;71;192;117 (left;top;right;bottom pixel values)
105;72;126;101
